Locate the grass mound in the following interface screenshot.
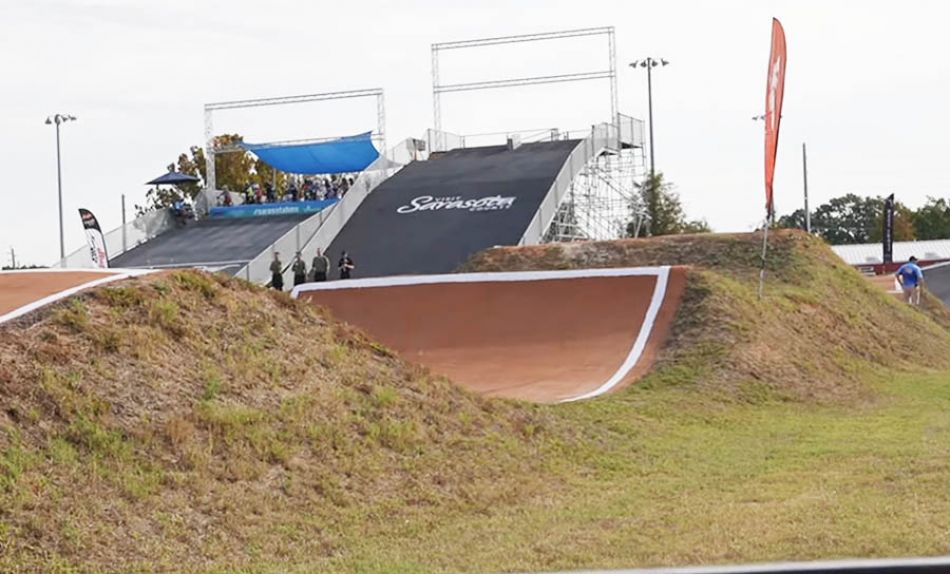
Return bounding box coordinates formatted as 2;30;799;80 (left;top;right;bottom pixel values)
0;271;557;572
3;235;950;573
463;230;950;403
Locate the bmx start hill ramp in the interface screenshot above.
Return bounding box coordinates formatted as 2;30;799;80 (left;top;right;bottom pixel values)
294;267;686;403
325;140;582;278
109;214;311;274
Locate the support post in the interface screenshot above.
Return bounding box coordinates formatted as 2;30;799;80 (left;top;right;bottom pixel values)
204;108;216;198
646;61;655;179
608;27;618;123
802;142;811;233
432;45;442;150
758;217;771;300
121;194;127;252
55;120;65;266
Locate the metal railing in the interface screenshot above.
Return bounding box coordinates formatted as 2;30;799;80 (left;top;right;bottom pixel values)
518;122;620;246
236;138;417;286
58;208;175;268
618;112;646;148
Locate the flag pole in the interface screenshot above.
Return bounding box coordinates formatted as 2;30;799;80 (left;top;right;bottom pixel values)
758;214;770;299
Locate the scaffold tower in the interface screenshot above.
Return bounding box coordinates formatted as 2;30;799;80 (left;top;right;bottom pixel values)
544;145;648;243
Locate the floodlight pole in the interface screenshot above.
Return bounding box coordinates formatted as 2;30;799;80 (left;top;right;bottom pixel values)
647;62;655;178
55;119;64;263
46;113;76;266
630;58;667;179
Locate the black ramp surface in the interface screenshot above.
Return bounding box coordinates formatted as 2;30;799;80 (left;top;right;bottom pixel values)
110;214;310;274
327;140;581;278
924;264;950;307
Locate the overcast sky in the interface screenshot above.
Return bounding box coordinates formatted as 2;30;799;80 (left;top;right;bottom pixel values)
2;0;948;266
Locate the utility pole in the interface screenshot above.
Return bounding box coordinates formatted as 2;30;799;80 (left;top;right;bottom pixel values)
802;143;811;233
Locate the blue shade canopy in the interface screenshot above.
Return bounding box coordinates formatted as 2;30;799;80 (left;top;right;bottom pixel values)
146;171;201;185
240;132;379;175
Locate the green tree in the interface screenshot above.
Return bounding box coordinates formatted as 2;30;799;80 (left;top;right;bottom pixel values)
137;134;289;214
626;173;710;237
913;197;950;240
776;208;807;230
776;194;915;244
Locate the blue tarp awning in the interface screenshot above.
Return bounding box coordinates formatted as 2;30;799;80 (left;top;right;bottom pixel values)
240;131;379;175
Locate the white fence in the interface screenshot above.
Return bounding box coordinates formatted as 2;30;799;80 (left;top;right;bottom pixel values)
58;208;175;268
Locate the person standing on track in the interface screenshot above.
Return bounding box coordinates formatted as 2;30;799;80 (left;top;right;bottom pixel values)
270;252;284;291
292;252;308;287
895;256;925;305
311;248;330;282
338;250;355;280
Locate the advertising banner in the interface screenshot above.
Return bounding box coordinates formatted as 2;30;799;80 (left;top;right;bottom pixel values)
79;208;109;268
209;199;338;219
764;18;787;218
883;194;895;264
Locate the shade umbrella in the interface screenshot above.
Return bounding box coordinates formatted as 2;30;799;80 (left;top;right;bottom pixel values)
146;171;201;186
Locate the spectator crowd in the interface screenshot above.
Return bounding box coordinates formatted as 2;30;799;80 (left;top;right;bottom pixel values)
217;174;359;207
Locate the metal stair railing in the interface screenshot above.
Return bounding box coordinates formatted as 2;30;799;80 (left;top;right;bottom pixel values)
518;122;620;246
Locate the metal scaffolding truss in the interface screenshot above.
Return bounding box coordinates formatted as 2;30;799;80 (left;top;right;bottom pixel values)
543;146;648;243
202;88;385;192
431;27;618;147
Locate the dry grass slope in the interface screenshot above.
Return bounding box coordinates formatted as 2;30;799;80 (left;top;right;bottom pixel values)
463;230;950;403
0;271;560;572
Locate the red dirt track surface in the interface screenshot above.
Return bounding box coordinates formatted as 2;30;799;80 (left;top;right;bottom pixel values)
0;270;148;324
295;267;686;403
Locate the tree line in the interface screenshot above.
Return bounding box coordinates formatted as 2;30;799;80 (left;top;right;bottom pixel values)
775;194;950;244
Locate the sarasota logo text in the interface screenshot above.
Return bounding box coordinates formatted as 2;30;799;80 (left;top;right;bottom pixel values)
396;195;516;214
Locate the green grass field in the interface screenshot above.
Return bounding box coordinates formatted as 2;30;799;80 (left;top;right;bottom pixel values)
281;370;950;573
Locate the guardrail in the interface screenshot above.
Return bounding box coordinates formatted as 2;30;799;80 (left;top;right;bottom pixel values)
521;555;950;574
236;138;417;286
518;122;619;246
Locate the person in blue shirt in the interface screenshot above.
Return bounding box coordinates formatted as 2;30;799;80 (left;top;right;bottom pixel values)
895;256;925;305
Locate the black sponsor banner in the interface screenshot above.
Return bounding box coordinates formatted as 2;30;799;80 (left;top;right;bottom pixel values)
79;208;109;268
327;140;580;278
882;194;895;265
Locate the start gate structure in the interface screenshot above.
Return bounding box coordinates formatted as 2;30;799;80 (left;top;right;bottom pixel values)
430;27;647;243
